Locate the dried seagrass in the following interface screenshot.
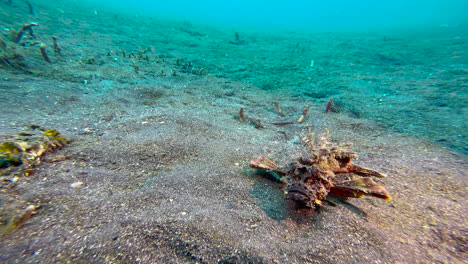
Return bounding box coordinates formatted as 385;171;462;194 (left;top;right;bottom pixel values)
249;129;391;208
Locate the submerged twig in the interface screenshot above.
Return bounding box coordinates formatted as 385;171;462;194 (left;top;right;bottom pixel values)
11;22;38;43
296;105;309;124
238;108;264;129
273;102;285;116
39;43;51;63
25;0;34;14
52;36;62;56
255;119;264;129
133;62;139;73
270;122;294;126
325;98;336;113
239;107;245;122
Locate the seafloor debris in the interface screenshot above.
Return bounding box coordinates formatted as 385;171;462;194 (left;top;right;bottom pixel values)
296;105;309;124
0;125;69;177
10;22;38;43
52;36;62;56
0;126;65;236
238;108;264;129
249;128;391;209
325;98;337;113
229;32;248;45
273;102;285;116
239;107;245;122
39;43;51;63
1;22;56;69
0;205;37;236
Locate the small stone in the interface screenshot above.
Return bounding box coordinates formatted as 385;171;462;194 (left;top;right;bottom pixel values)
9;176;19;183
70;181;83;188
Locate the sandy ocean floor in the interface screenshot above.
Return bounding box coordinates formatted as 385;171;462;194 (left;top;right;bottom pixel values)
0;1;467;263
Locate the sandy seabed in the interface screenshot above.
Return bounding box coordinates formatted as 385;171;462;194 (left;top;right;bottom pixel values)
0;1;466;263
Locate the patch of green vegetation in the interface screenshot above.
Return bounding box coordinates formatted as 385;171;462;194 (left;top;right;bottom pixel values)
0;142;21;154
44;129;69;144
0;142;23;169
0;126;68;176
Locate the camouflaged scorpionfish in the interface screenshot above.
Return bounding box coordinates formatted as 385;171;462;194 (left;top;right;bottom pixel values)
249;129;391;208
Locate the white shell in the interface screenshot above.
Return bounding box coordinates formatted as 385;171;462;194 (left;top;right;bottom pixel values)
70;181;84;188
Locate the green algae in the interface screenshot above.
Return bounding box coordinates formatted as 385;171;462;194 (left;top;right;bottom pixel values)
0;126;68;177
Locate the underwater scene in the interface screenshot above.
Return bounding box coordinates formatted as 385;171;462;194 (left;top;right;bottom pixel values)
0;0;466;263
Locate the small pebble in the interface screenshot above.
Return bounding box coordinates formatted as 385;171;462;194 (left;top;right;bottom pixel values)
9;176;19;183
70;181;84;188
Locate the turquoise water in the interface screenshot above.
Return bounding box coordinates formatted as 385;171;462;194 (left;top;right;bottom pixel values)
98;0;468;30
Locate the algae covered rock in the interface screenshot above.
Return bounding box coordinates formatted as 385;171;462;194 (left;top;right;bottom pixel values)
0;125;69;177
0;126;67;236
